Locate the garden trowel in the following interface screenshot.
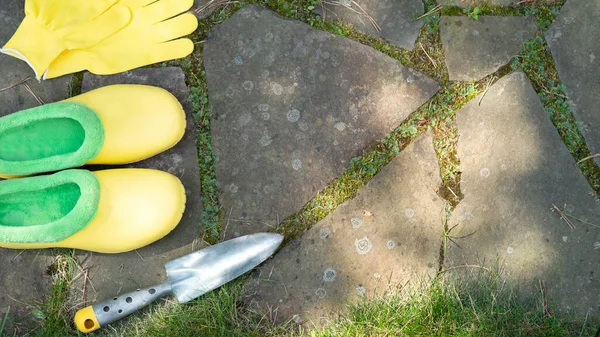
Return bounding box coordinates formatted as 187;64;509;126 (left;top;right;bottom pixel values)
74;233;284;333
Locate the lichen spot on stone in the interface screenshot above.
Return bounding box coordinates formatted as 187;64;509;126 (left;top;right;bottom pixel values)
233;56;243;65
355;237;372;255
323;268;337;282
238;113;251;126
480;168;491;178
356;285;366;296
405;208;415;218
259;134;272;147
229;184;238;193
315;288;327;299
387;240;396;249
320;227;330;239
507;247;514;254
351;218;362;229
271;82;283;95
334;122;346;131
287;109;300;122
291;159;302;171
242;81;254;91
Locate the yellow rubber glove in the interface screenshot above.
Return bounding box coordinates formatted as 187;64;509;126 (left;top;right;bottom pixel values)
0;0;132;79
43;0;198;79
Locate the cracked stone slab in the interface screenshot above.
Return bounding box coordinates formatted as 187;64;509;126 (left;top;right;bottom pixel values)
67;68;204;305
0;0;73;333
243;133;445;325
205;5;439;238
440;16;537;81
448;72;600;317
546;0;600;166
315;0;424;50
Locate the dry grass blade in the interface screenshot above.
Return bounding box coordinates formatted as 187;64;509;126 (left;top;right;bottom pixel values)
539;279;551;317
22;83;44;105
350;1;381;32
323;1;362;16
479;75;496;106
0;76;30;93
552;204;576;229
326;0;381;32
195;0;236;14
419;42;438;69
560;211;600;229
576;153;600;165
438;264;493;275
416;4;441;21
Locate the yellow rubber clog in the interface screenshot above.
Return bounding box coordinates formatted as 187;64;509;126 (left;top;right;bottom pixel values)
0;85;186;178
0;168;186;253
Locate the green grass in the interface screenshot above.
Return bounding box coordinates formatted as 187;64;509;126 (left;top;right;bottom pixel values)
307;273;597;337
21;0;600;335
32;250;78;337
52;272;596;337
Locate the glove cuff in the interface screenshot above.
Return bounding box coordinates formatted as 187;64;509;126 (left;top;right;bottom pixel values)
1;15;67;79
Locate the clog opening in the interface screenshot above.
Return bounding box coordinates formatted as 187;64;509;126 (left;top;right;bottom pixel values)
0;183;81;227
0;118;85;161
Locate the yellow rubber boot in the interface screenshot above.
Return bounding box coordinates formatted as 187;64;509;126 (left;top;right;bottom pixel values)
0;85;186;178
0;169;186;253
66;85;186;165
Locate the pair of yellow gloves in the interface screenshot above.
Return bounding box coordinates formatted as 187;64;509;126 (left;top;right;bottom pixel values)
1;0;198;80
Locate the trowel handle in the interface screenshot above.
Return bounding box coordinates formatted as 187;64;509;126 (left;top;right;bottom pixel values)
74;282;172;333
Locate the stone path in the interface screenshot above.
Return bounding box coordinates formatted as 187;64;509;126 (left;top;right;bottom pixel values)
1;0;600;334
204;2;599;327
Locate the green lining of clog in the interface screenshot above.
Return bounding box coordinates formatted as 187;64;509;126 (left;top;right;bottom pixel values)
0;101;104;176
0;170;100;243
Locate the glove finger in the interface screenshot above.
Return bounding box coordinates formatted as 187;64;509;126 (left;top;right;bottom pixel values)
47;38;194;79
142;0;194;23
119;0;160;9
81;39;194;75
153;13;198;43
61;4;132;49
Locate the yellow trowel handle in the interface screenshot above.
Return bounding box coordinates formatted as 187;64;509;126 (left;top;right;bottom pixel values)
74;283;172;333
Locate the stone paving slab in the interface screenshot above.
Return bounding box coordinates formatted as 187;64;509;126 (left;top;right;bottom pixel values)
72;68;204;304
546;0;600;166
205;5;439;239
0;0;74;334
447;72;600;316
243;133;446;325
315;0;424;50
440;16;537;81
